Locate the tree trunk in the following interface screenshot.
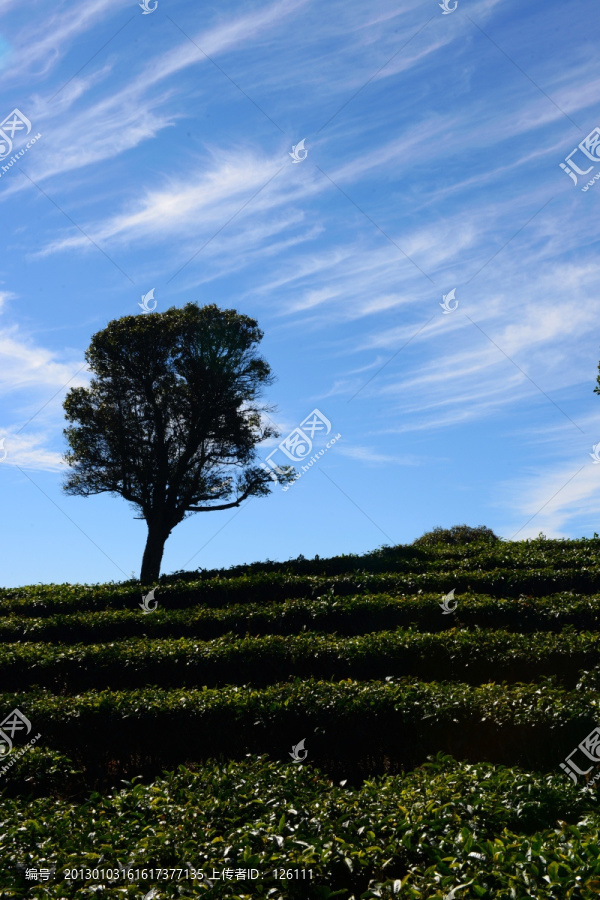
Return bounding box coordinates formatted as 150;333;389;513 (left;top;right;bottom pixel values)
140;521;170;584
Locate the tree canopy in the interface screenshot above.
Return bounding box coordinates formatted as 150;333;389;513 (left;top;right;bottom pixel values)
63;302;292;582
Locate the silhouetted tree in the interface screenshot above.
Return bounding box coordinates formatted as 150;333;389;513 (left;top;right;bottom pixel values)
62;303;291;583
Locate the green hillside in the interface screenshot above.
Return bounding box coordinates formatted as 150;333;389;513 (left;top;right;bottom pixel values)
2;533;600;898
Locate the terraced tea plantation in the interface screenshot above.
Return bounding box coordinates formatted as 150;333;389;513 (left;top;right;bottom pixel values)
3;532;600;898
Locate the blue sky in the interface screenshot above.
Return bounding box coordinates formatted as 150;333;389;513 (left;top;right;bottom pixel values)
1;0;600;587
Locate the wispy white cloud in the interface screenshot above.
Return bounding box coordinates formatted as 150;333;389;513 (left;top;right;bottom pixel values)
0;430;65;471
498;460;600;540
144;0;310;90
35;148;287;254
0;289;16;311
2;0;127;80
0;0;310;193
336;444;421;465
0;322;86;395
0;295;88;471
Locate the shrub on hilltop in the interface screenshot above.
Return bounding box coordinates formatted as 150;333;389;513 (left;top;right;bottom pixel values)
413;524;501;548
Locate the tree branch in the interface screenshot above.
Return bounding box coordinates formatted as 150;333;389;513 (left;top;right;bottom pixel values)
187;478;263;512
